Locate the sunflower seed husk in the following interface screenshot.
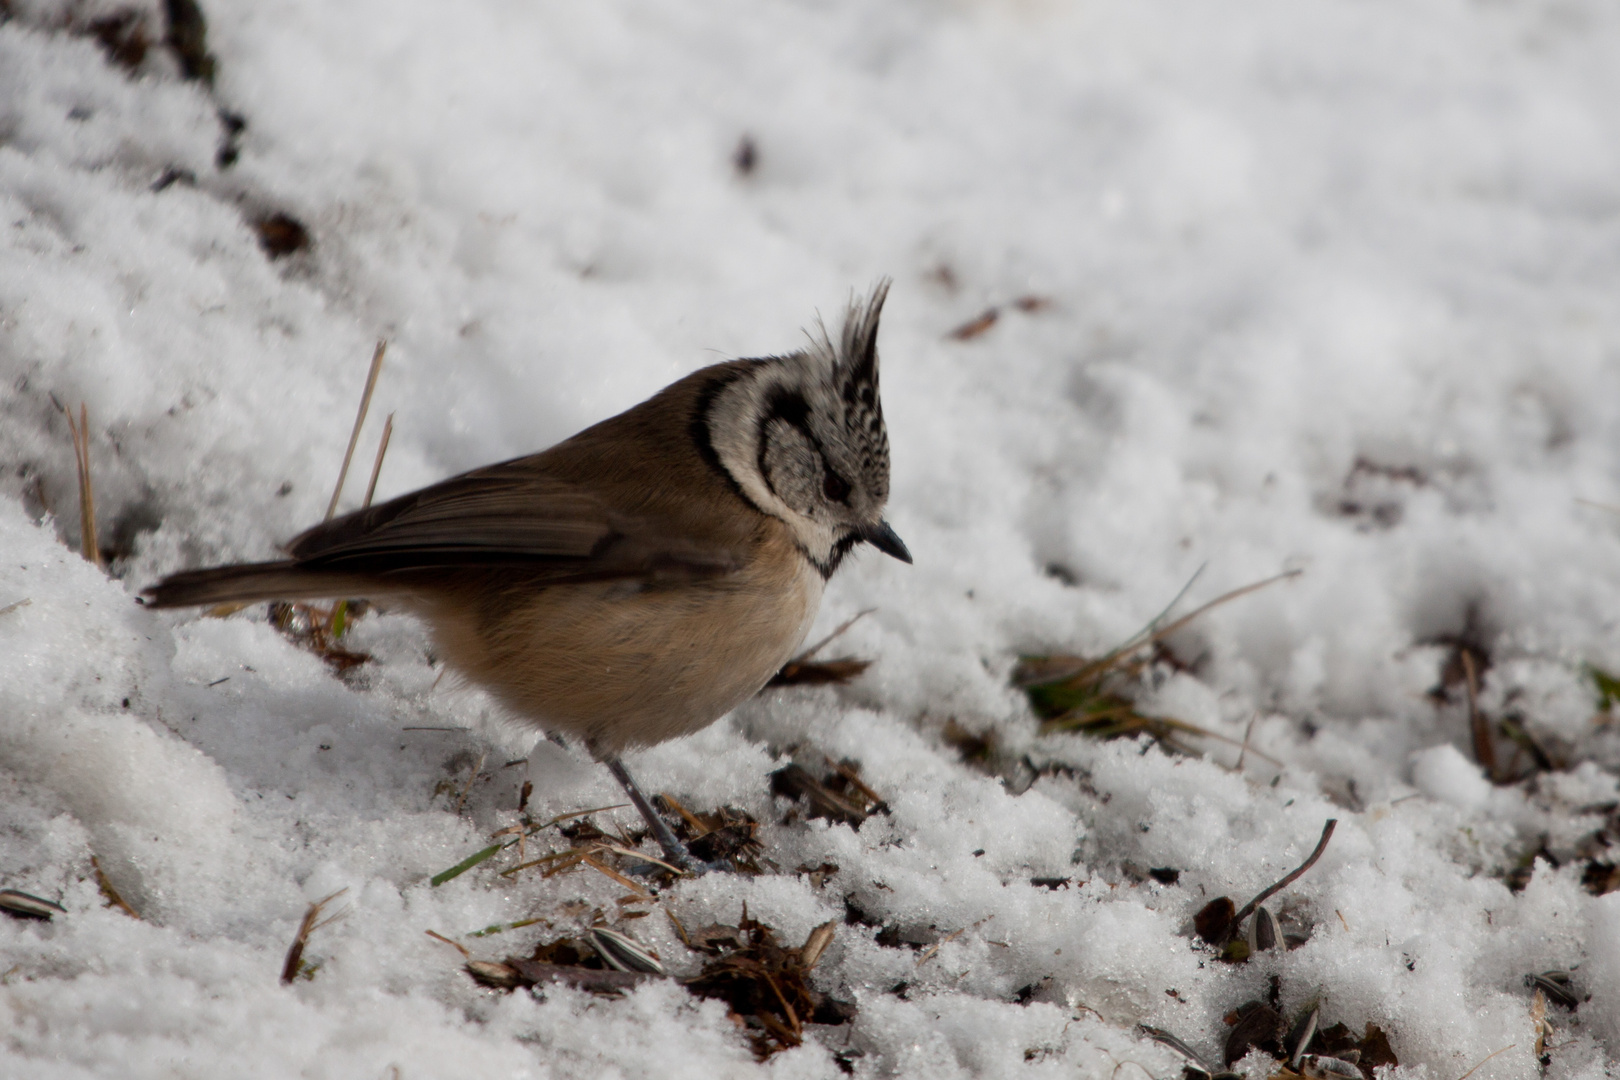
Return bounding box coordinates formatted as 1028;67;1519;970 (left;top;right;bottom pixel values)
0;889;66;920
589;926;666;975
1301;1055;1363;1080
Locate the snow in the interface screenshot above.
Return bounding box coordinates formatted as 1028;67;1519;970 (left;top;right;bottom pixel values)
4;0;1620;1076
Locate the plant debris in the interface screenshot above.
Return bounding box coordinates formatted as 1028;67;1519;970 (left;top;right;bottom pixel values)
656;794;764;872
269;600;372;673
1588;664;1620;717
1224;1000;1284;1066
254;210;311;259
1193;819;1337;958
63;401;103;570
280;888;348;984
767;609;875;687
164;0;217;85
467;938;661;996
946;295;1051;341
587;925;665;974
92;855;138;918
88;8;152;71
1155;999;1398;1080
1581;860;1618;896
771;758;884;827
257;341;392;670
1523;970;1580;1011
1017;570;1299;755
463;912;852;1060
0;889;67;921
684;912;853;1060
940;718;996;767
326;340;387;520
216;109;246;169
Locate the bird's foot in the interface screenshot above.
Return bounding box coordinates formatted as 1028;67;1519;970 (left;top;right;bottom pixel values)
602;754;728;876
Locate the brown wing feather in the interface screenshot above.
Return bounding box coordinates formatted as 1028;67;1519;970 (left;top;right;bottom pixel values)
285;454;739;582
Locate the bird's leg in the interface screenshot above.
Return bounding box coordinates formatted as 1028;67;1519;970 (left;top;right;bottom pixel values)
601;755;715;875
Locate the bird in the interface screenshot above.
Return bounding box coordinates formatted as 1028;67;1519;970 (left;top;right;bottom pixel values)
144;283;910;872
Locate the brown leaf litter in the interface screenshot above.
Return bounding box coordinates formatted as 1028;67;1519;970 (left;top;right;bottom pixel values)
466;911;852;1061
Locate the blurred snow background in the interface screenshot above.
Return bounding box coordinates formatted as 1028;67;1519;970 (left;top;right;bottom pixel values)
4;0;1620;1076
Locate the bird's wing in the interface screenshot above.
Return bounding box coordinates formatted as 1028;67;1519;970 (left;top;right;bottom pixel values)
286;455;740;583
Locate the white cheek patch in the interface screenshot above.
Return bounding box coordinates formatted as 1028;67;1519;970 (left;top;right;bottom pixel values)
707;363;838;565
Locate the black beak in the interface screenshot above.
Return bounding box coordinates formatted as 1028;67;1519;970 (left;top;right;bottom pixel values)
859;519;913;564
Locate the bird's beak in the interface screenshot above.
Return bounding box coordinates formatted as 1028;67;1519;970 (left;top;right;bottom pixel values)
859;519;913;564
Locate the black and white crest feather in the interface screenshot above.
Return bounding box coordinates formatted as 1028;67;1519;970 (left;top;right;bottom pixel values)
701;281;898;575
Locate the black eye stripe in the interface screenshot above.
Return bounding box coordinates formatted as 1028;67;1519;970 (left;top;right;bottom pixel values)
765;388;811;430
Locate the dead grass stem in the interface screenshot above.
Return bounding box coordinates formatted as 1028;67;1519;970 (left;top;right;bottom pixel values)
362;411;394;509
280;888;349;984
64;403;102;569
325;340;386;521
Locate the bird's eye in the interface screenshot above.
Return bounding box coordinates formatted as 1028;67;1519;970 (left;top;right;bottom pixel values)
823;472;851;502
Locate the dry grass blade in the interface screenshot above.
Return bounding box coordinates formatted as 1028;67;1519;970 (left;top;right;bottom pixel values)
762;971;802;1037
1021;569;1300;691
64;403;103;569
326;339;386;521
580;854;654;901
362;411;394;509
1139;1025;1220;1073
915;915;991;966
823;755;886;809
1041;700;1282;765
280;888;349;984
768;657;872;687
666;909;695;948
537;803;631;829
600;844;685;877
0;598;30;618
949;307;1000;340
1461;650;1497;779
768;609;877;687
659;792;710;837
1454;1045;1515;1080
793;609;875;665
799;921;836;970
502;848;588;877
424;929;470;958
1236;715;1257;771
453;750;487;815
1020;570;1300;760
770;763;869;825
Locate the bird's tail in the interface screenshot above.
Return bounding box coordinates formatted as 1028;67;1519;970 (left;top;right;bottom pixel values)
143;561;383;609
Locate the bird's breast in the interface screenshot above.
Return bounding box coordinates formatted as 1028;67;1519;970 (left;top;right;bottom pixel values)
427;528;825;751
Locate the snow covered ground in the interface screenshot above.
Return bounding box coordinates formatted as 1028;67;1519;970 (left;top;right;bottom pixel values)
5;0;1620;1075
